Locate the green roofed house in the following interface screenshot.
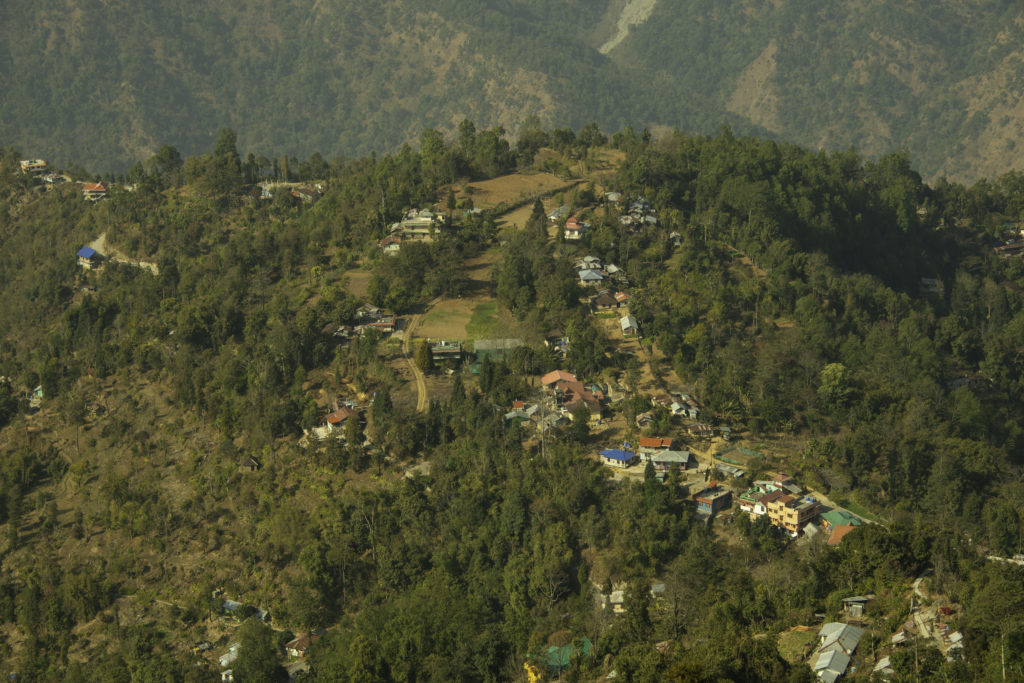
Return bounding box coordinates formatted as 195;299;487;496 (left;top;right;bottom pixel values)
820;509;863;532
529;636;593;676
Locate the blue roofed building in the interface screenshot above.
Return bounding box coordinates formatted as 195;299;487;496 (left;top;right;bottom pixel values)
600;448;637;468
77;246;103;268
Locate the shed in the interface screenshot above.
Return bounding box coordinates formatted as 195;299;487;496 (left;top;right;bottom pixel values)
619;315;639;335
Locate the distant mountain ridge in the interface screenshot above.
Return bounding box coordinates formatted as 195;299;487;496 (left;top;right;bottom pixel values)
3;0;1024;181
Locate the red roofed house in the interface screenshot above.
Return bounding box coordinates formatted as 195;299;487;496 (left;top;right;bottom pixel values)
541;370;577;388
564;216;587;241
827;524;859;546
324;406;359;432
83;182;108;201
638;437;674;454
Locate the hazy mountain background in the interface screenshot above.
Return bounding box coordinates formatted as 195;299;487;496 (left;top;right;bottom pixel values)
4;0;1024;180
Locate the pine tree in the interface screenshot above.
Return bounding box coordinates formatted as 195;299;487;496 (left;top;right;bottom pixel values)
415;340;435;374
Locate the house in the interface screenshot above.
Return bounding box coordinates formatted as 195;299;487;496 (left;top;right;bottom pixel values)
620;315;639;336
430;341;462;361
812;649;851;683
548;206;569;222
219;643;240;668
82;182;108;201
221;670;234;682
290;186;321;203
564;216;587;241
714;463;745;478
591;292;619;311
536;413;570;432
553;377;604;419
686;423;715;439
694;484;732;514
649;450;690;476
20;159;48;175
602;589;626;613
810;622;864;682
766;494;819;535
635;411;654;428
600;449;637;468
77;246;103;268
817;622;865;656
638;437;674;454
240;456;260;472
605;191;622;203
827;524;859;546
541;370;577;388
286;633;321;658
842;595;873;619
365;314;397;334
324;405;359;432
820;509;863;533
380;234;402;255
579;268;605;286
872;655;894;677
614;291;630;305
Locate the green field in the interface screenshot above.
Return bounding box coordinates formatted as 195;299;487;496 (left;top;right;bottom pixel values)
466;301;500;340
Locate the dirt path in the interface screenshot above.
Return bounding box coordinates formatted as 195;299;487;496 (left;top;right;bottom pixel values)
88;232;160;275
402;299;442;413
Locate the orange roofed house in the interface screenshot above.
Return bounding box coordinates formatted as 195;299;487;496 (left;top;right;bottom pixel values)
82;182;108;201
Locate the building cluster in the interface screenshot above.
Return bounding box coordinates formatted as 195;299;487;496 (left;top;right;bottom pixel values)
737;475;820;537
380;208;446;253
599;437;691;479
320;304;399;342
504;369;607;432
616;197;659;231
811;622;865;682
576;255;625;288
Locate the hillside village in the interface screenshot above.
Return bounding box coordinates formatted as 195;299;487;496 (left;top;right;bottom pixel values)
3;128;1024;683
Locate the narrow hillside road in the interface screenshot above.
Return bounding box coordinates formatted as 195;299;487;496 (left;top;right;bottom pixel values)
402;297;441;413
88;232;160;275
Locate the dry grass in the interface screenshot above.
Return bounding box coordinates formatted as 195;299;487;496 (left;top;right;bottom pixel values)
449;171;572;210
340;269;373;299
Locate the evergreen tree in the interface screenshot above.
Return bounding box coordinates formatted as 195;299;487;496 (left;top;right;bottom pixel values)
414;340;435;374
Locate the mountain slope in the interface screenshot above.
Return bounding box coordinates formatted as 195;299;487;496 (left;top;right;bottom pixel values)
5;0;1024;181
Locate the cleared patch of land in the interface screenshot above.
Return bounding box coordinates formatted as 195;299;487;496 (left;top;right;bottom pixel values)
340;268;373;299
452;171;574;210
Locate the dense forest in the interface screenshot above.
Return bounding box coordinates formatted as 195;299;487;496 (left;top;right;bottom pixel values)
0;121;1023;682
6;0;1024;180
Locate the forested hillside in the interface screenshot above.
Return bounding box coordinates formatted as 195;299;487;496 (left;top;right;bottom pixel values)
6;0;1024;180
1;123;1024;681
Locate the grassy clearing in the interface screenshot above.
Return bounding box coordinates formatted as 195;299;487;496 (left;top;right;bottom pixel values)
776;629;816;664
836;498;881;523
466;301;499;339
